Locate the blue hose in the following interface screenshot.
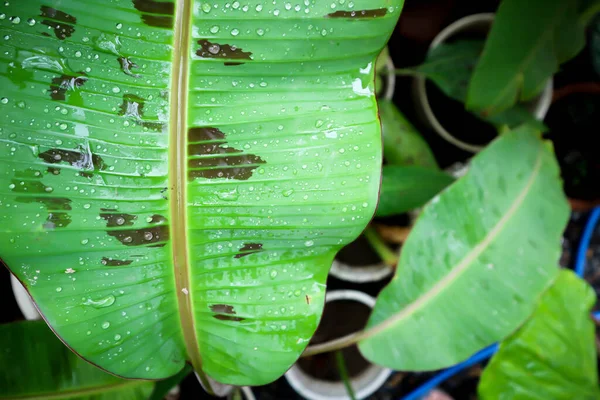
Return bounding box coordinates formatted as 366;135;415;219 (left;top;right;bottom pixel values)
575;207;600;277
400;207;600;400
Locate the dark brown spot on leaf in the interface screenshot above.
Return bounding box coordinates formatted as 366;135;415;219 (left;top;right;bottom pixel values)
40;6;76;40
132;0;174;28
214;315;245;322
306;295;311;305
196;40;252;61
224;62;244;66
160;187;168;200
44;212;71;229
49;73;87;101
101;257;133;266
100;208;117;212
47;167;61;175
39;148;106;177
326;8;388;18
16;197;72;210
102;213;169;247
210;304;244;321
99;212;137;227
119;94;165;131
10;179;50;194
118;57;140;78
235;243;263;258
187;127;265;181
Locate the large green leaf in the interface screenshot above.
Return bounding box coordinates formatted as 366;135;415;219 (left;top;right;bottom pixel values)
0;0;402;387
467;0;587;116
358;128;570;370
479;270;600;400
375;166;454;217
379;100;438;169
0;320;154;399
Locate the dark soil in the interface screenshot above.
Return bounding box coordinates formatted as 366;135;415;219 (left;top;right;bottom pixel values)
336;235;384;267
426;81;498;147
297;300;371;382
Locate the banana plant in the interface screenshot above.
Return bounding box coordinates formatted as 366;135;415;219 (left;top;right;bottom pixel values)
0;0;403;389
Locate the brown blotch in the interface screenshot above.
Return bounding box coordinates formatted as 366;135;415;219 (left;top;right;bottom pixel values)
196;40;252;62
10;179;50;194
132;0;174;28
49;73;87;101
106;226;169;247
119;94;165;131
40;6;76;40
102;213;169;247
99;212;137;227
44;212;71;229
210;304;245;322
235;243;263;258
100;208;117;212
224;62;244;66
118;57;140;78
306;295;311;305
16;197;72;210
39;148;106;177
14;169;43;179
326;8;388;18
101;257;133;266
47;167;61;175
187;127;265;181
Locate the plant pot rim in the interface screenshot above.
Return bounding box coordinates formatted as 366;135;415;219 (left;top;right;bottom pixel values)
10;273;41;321
285;290;391;400
329;259;394;283
412;12;554;153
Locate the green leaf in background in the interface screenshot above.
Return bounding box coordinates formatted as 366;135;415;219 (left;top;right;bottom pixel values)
375;166;453;217
148;364;192;400
415;40;546;131
467;0;587;116
359;127;570;370
379;101;438;169
591;13;600;78
478;270;600;400
0;0;403;387
0;320;154;399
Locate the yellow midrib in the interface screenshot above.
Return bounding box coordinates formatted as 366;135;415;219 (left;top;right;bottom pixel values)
168;0;210;389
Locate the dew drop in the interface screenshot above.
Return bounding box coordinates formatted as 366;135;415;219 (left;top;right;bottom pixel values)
83;295;116;308
305;240;314;247
55;287;62;292
230;28;240;36
210;25;220;34
102;321;110;329
201;3;212;13
114;334;121;340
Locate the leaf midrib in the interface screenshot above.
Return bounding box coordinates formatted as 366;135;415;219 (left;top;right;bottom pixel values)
168;0;207;386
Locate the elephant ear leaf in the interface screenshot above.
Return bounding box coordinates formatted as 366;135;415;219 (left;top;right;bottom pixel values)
0;320;154;399
479;270;600;400
0;0;403;387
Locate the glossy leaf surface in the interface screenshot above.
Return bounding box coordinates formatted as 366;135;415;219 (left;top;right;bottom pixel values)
376;166;453;217
467;0;586;115
0;0;402;386
479;270;600;400
379;100;438;169
0;320;154;399
359;128;570;370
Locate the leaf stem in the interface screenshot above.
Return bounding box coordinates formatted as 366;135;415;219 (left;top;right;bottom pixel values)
364;226;398;266
335;352;357;400
393;68;421;77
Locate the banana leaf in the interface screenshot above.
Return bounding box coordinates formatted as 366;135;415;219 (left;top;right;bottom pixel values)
0;0;403;387
0;320;154;399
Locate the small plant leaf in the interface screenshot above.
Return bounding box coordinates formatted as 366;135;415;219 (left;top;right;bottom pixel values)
0;320;154;399
376;166;454;217
467;0;587;116
478;270;600;400
359;127;570;370
379;101;438;169
415;40;546;131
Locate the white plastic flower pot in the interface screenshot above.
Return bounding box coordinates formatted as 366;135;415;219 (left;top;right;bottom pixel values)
412;13;553;153
329;259;393;283
285;290;391;400
10;273;40;320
